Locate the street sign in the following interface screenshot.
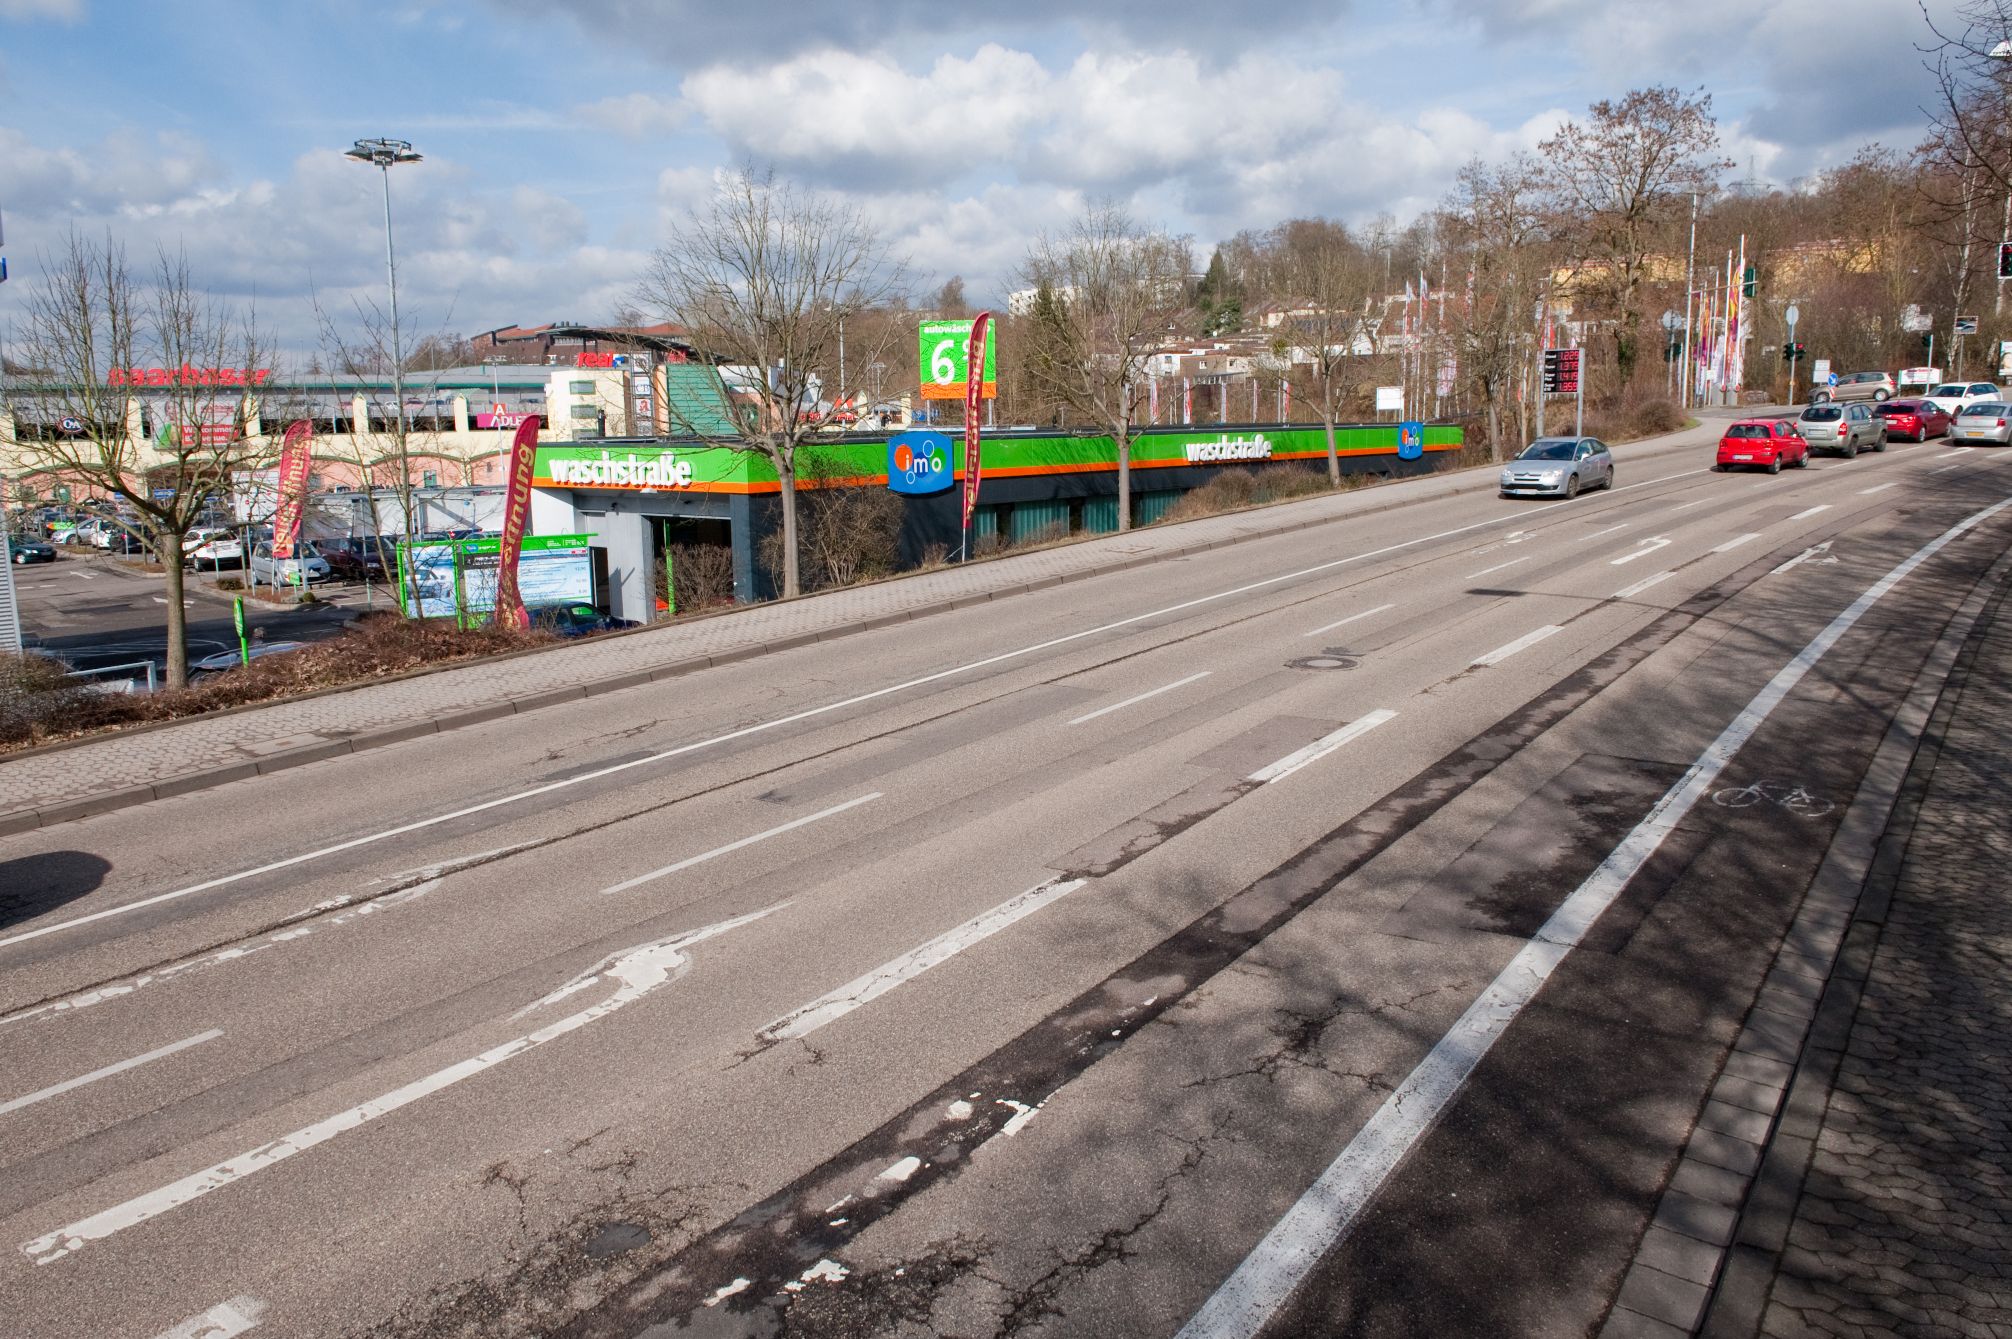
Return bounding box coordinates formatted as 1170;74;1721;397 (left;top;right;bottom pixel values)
886;430;953;495
1374;386;1404;412
233;596;248;666
1541;348;1581;395
1397;421;1424;461
1956;315;1980;335
151;488;175;501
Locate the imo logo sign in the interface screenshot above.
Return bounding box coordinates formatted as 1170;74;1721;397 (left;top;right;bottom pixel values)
887;430;954;495
1397;421;1425;461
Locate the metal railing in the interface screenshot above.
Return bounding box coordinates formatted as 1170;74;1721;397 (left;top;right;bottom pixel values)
66;659;158;695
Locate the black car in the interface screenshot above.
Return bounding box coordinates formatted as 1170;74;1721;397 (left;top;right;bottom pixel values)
324;537;392;581
531;604;640;638
10;538;56;564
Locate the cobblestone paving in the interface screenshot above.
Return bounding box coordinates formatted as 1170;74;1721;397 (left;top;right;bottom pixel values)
1;467;1490;817
1759;609;2012;1339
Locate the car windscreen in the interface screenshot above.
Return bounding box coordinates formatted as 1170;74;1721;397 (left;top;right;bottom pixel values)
1872;403;1915;416
1517;440;1577;460
1932;385;1968;397
1959;402;2008;417
1725;424;1770;437
1801;406;1843;421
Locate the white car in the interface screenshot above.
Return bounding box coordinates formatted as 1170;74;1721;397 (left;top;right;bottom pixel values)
1922;381;2002;417
184;528;244;570
248;540;331;586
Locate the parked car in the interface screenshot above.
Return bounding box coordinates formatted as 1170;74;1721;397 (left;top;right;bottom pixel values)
247;540;331;586
324;537;391;581
1948;401;2012;445
184;527;244;570
1922;382;2002;417
1871;399;1952;441
1498;436;1615;498
1814;370;1896;403
1796;403;1885;457
10;537;57;564
189;640;307;683
1716;419;1809;473
530;604;641;638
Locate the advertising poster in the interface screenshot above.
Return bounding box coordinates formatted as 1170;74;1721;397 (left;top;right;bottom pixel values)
399;534;593;621
270;421;314;559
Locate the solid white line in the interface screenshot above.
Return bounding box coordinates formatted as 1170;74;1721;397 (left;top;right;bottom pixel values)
1611;572;1675;600
1465;557;1529;579
1575;522;1631;542
1;469;1709;955
1246;710;1397;785
0;1030;223;1117
1174;492;2012;1339
1858;482;1899;496
599;794;882;895
153;1296;266;1339
1067;672;1213;725
21;906;779;1265
1711;532;1763;554
758;878;1088;1043
1789;505;1832;521
1304;603;1397;638
1471;625;1563;667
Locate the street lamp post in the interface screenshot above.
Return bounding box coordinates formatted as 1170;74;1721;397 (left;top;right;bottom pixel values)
344;137;422;550
1992;42;2012;317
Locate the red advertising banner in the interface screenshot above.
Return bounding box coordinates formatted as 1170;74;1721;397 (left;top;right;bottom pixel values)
269;421;314;560
491;416;541;630
961;311;992;531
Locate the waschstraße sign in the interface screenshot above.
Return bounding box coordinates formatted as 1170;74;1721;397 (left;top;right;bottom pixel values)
531;423;1459;496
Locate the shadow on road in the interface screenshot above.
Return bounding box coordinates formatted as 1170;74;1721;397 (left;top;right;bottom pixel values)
0;850;112;931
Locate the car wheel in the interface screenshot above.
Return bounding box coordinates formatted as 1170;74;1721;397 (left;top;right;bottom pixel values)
1794;449;1809;468
1873;389;1891;401
1844;441;1859;459
1874;434;1887;452
1564;473;1580;498
1604;468;1616;490
1768;455;1782;474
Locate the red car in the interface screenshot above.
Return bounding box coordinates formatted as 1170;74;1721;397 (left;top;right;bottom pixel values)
1716;419;1809;473
1872;398;1951;441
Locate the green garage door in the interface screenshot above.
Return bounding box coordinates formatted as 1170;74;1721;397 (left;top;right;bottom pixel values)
1011;500;1072;543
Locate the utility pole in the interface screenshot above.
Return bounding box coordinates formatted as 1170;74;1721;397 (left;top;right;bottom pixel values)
1679;193;1698;408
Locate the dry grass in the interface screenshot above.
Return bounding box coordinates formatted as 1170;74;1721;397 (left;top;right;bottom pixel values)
1;614;554;753
1157;465;1349;525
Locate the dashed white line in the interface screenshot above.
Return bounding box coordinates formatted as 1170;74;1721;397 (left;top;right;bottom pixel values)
1465;556;1530;579
1067;672;1212;725
1575;522;1631;542
1930;462;1966;473
1247;709;1398;784
1611;572;1675;601
0;1030;223;1117
758;879;1088;1043
599;794;882;895
1471;625;1564;667
1669;498;1713;511
1711;532;1763;554
1172;493;2012;1339
1789;505;1832;521
152;1295;266;1339
1949;446;1973;454
1611;537;1672;565
1858;482;1898;495
1304;603;1397;638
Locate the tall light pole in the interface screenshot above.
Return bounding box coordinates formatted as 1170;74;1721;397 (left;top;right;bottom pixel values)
345;137;422;536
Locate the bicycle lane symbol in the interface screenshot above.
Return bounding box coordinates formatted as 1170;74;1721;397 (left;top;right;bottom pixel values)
1710;780;1834;818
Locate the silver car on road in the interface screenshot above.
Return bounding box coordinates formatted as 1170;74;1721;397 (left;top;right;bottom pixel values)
1797;402;1886;457
1499;436;1615;498
1948;401;2012;445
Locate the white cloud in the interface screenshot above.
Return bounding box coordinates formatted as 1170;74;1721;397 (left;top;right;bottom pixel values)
0;0;81;18
573;91;689;138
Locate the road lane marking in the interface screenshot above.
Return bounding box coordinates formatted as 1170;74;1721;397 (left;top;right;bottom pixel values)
1950;446;1973;454
1610;537;1672;565
1247;710;1398;785
152;1295;266;1338
1858;482;1899;495
1174;492;2012;1339
1669;498;1713;511
20;907;779;1265
1611;572;1674;600
1303;603;1396;638
1772;541;1838;576
758;879;1087;1044
1789;505;1832;521
0;1030;223;1117
1931;462;1966;473
1471;626;1563;667
1712;532;1763;553
1575;522;1631;542
1;470;1713;955
1465;556;1529;579
1067;672;1213;725
600;794;882;895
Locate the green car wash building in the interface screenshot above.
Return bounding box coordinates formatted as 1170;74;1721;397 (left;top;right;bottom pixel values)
526;420;1464;620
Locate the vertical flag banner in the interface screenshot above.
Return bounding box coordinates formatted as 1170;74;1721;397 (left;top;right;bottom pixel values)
269;421;314;561
492;417;541;630
959;312;992;564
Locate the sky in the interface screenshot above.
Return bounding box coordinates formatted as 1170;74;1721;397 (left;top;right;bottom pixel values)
0;0;1961;355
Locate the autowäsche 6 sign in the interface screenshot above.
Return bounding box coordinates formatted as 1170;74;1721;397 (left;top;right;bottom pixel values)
886;430;954;495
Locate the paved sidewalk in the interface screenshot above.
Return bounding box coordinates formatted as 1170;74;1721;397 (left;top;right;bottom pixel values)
1;453;1522;833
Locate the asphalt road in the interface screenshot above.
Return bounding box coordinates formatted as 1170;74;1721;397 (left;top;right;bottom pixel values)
2;418;2007;1339
12;551;355;674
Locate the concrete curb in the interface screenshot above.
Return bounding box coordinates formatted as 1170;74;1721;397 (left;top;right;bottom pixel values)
1594;538;2012;1339
0;449;1540;836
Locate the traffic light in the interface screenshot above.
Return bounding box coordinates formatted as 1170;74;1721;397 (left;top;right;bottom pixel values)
1923;332;1935;350
1783;342;1806;363
1999;241;2012;278
1742;265;1758;299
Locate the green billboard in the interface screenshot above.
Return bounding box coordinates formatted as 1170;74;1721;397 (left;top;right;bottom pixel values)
919;319;999;400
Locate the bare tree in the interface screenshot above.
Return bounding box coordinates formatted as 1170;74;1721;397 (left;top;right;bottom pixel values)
1249;218;1382;483
1542;86;1731;384
1023;204;1193;531
11;232;274;688
1439;156;1552;460
639;166;907;597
